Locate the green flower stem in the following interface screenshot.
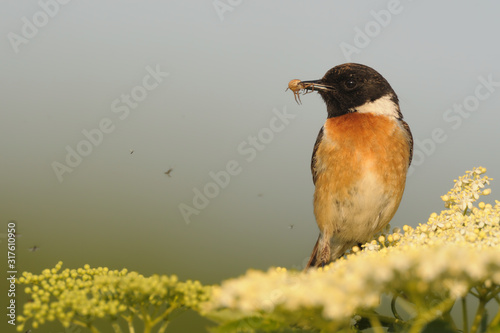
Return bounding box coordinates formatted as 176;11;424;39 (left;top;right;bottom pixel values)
73;319;100;333
111;321;122;333
157;320;169;333
488;306;500;330
72;319;88;328
146;303;180;330
122;314;135;333
391;294;404;321
368;314;384;333
409;298;456;333
461;297;469;333
485;287;500;302
88;324;100;333
141;309;153;333
470;298;487;333
357;311;406;328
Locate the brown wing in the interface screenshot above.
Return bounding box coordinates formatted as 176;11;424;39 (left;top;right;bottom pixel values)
400;120;413;166
311;127;324;185
306;127;325;269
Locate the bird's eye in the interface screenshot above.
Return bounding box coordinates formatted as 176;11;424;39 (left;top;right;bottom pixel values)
344;79;357;90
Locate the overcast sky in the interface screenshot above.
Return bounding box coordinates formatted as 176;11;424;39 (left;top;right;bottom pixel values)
1;1;500;332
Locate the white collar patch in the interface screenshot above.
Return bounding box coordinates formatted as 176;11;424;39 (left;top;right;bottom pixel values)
350;94;399;118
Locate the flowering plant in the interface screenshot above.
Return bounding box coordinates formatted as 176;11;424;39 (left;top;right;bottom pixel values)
18;167;500;332
204;167;500;333
17;265;211;333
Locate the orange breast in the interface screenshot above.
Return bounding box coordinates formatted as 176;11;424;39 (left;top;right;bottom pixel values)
313;112;411;238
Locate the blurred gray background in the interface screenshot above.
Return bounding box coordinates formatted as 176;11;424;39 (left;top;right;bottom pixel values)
1;1;500;332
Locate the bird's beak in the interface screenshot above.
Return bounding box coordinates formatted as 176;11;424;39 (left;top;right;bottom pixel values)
300;80;334;92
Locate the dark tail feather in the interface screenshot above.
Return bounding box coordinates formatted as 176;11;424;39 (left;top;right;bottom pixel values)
304;234;320;270
305;236;357;270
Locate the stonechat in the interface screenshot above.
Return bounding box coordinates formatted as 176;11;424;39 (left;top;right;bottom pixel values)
289;63;413;268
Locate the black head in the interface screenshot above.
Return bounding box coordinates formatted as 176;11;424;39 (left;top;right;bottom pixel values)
302;63;402;119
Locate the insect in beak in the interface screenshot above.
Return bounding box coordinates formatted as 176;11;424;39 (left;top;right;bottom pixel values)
286;79;316;105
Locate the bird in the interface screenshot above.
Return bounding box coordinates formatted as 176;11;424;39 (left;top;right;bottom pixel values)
164;168;173;177
292;63;413;268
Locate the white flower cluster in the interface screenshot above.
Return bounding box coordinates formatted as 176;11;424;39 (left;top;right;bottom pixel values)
204;167;500;331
